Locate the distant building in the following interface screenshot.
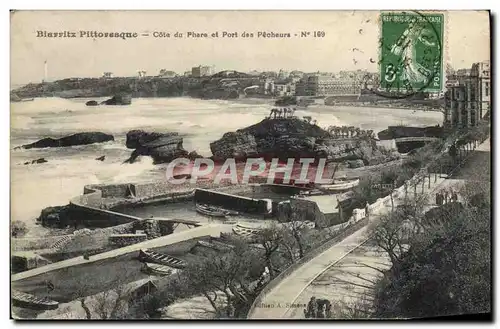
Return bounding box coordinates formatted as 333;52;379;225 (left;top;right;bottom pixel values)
262;78;275;95
470;60;491;115
289;70;305;78
444;60;490;128
192;65;215;77
158;69;177;78
296;75;362;96
445;79;460;89
260;71;278;79
184;71;192;77
273;79;296;97
277;69;290;80
455;68;472;77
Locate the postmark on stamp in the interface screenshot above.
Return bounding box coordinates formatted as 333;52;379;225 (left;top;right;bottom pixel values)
379;11;444;97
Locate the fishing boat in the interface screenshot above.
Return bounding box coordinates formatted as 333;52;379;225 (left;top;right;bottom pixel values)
197;240;234;251
319;178;360;191
138;249;187;269
141;262;176;276
232;224;262;237
299;189;325;196
221;208;240;216
11;290;59;310
195;204;227;218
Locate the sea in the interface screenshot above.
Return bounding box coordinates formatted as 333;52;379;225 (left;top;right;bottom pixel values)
10;97;443;235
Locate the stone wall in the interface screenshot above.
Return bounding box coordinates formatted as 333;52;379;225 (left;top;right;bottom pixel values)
108;234;148;247
133;181;171;199
194;188;271;215
11;253;51;273
80;187;103;208
290;198;329;228
68;199;142;227
276;197;346;228
85;184;131;198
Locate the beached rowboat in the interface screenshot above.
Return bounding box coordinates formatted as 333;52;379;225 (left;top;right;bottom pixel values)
319;179;360;191
141;262;176;276
197;240;234;251
195;204;227;218
232;224;262;237
138;249;187;269
12;290;59;310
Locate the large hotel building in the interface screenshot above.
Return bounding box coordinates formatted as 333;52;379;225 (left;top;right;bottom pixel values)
296;74;363;96
444;61;490;128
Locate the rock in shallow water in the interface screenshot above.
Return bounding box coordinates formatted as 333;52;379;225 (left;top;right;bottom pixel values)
124;130;192;164
100;94;132;105
24;158;48;165
17;132;114;149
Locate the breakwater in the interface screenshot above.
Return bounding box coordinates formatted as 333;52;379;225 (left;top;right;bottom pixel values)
67;182;196;227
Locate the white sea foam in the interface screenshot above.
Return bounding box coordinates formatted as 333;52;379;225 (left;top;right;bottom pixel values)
10;97;442;231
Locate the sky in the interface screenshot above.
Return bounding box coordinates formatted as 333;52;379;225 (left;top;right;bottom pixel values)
10;10;490;85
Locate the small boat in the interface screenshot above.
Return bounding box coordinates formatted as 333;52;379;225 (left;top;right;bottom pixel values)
232;224;262;237
221;208;240;216
319;179;360;191
195;204;227;218
299;189;325;196
196;203;239;216
197;240;234;251
138;249;187;269
12;290;59;310
141;262;176;276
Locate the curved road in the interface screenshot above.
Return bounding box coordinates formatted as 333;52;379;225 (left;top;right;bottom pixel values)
249;175;448;319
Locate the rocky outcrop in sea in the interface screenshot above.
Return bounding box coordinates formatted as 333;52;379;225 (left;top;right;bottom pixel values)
23;158;48;165
210;118;386;164
124;130;191;164
101;93;132;105
16;132;114;149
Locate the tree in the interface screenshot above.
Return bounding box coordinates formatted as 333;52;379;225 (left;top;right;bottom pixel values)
280;220;312;260
368;212;409;274
372;199;491;318
72;263;137;319
11;220;28;238
178;240;265;318
254;223;284;279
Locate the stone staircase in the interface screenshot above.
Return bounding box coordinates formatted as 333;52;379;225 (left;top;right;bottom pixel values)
48;235;73;252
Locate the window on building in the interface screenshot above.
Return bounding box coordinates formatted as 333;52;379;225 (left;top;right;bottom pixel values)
485;82;489;97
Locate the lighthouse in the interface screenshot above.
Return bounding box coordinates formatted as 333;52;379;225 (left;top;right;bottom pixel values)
43;60;48;83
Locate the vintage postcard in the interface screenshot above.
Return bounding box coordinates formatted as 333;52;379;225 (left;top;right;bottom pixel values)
10;10;491;320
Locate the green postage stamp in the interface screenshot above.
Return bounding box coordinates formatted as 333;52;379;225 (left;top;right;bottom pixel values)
379;11;444;95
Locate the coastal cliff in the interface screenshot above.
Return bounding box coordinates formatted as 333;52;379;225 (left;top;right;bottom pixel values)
11;71;259;100
210;118;386;164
